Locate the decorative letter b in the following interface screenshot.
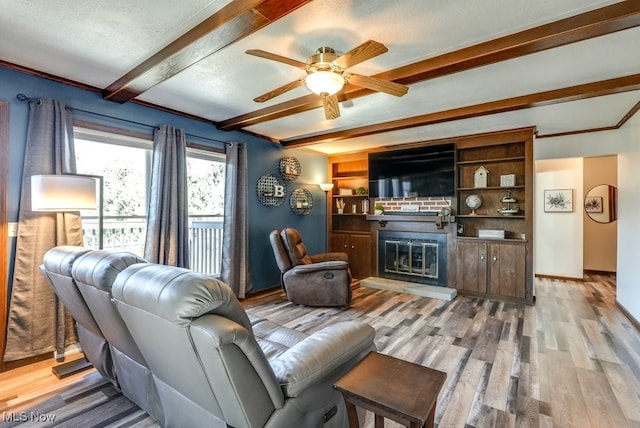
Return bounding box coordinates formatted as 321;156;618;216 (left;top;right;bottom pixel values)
273;185;285;197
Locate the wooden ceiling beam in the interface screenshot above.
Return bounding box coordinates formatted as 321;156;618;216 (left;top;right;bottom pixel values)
280;74;640;147
103;0;312;103
218;1;640;131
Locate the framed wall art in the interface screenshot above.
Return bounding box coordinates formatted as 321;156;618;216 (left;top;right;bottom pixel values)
584;196;603;213
544;189;573;212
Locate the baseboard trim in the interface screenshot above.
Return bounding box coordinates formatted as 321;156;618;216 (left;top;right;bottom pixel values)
616;300;640;332
535;273;584;282
584;269;617;276
244;285;282;299
0;352;52;373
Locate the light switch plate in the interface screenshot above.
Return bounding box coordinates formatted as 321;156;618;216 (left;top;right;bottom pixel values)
8;222;18;237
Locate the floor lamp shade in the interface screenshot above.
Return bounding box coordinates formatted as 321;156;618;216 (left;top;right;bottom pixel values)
31;174;98;211
319;183;334;192
31;173;104;249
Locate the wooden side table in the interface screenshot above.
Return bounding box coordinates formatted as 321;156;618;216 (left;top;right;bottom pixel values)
334;352;446;428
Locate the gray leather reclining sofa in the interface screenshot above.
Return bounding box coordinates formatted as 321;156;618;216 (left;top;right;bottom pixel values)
42;246;376;428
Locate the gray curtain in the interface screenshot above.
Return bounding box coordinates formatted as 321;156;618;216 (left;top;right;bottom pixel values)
4;99;82;362
144;124;189;267
220;142;251;298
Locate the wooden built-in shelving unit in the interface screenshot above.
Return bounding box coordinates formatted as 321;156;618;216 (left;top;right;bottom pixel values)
326;128;535;304
454;128;534;303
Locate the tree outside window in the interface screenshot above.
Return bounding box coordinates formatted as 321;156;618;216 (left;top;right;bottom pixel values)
74;131;225;274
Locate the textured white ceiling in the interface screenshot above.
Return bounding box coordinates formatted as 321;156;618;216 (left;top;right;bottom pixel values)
0;0;635;154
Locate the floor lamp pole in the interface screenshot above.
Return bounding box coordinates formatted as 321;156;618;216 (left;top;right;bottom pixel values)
31;172;104;377
319;183;334;252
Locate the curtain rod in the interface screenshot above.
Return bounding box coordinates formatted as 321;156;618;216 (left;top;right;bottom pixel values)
16;93;228;145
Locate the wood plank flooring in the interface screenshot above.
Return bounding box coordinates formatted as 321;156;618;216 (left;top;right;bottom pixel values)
1;274;639;427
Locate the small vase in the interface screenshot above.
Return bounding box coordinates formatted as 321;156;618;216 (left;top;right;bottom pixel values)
374;209;383;215
337;208;344;214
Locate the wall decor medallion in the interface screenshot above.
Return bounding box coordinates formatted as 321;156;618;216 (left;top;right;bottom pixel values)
279;156;301;180
257;173;287;206
289;188;313;215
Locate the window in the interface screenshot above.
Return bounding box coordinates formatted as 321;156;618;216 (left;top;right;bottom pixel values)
74;126;225;275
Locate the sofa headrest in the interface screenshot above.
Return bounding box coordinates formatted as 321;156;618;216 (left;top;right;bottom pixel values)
112;263;253;332
42;246;94;276
72;250;148;292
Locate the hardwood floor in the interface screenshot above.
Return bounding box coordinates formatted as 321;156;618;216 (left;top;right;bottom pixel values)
1;274;639;427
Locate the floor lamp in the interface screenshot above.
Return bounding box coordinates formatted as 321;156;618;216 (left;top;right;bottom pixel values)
319;183;334;251
31;173;104;249
31;173;103;378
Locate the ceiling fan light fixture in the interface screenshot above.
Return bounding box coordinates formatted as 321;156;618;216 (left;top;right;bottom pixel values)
305;71;344;96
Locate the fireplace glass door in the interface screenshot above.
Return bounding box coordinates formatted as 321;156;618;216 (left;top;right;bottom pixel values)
384;240;438;279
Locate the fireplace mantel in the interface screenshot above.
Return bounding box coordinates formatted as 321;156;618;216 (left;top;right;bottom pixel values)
366;214;455;222
366;214;455;229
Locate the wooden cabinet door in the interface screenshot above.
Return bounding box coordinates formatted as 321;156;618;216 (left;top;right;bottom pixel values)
329;233;350;254
488;244;526;298
456;241;487;293
348;234;371;279
329;233;370;279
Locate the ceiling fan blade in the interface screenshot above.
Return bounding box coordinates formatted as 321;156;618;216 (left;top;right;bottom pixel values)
323;94;340;120
246;49;307;69
253;79;306;103
334;40;388;69
347;73;409;97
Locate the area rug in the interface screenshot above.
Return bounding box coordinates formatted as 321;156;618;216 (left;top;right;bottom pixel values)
1;371;158;428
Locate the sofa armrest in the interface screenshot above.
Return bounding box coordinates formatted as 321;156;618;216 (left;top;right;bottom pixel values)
309;252;348;263
268;321;375;397
290;260;348;274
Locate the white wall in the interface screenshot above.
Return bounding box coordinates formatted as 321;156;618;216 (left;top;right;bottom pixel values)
534;158;584;278
617;113;640;322
535;122;639;322
535;131;622;160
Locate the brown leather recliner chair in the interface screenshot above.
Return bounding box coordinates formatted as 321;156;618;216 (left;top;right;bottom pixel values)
270;228;352;307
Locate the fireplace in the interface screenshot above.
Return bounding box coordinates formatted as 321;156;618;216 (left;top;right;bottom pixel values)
378;231;447;287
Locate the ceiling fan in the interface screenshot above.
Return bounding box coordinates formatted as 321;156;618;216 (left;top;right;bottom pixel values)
246;40;409;120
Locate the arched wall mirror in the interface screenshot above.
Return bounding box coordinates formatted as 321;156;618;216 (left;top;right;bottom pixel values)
584;184;617;223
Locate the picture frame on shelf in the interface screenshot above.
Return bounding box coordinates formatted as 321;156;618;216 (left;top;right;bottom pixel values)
544;189;573;212
500;174;516;187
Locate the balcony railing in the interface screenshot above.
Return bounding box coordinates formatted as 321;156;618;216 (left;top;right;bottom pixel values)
81;215;224;276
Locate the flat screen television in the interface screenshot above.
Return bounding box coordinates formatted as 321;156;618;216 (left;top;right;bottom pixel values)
368;143;455;198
